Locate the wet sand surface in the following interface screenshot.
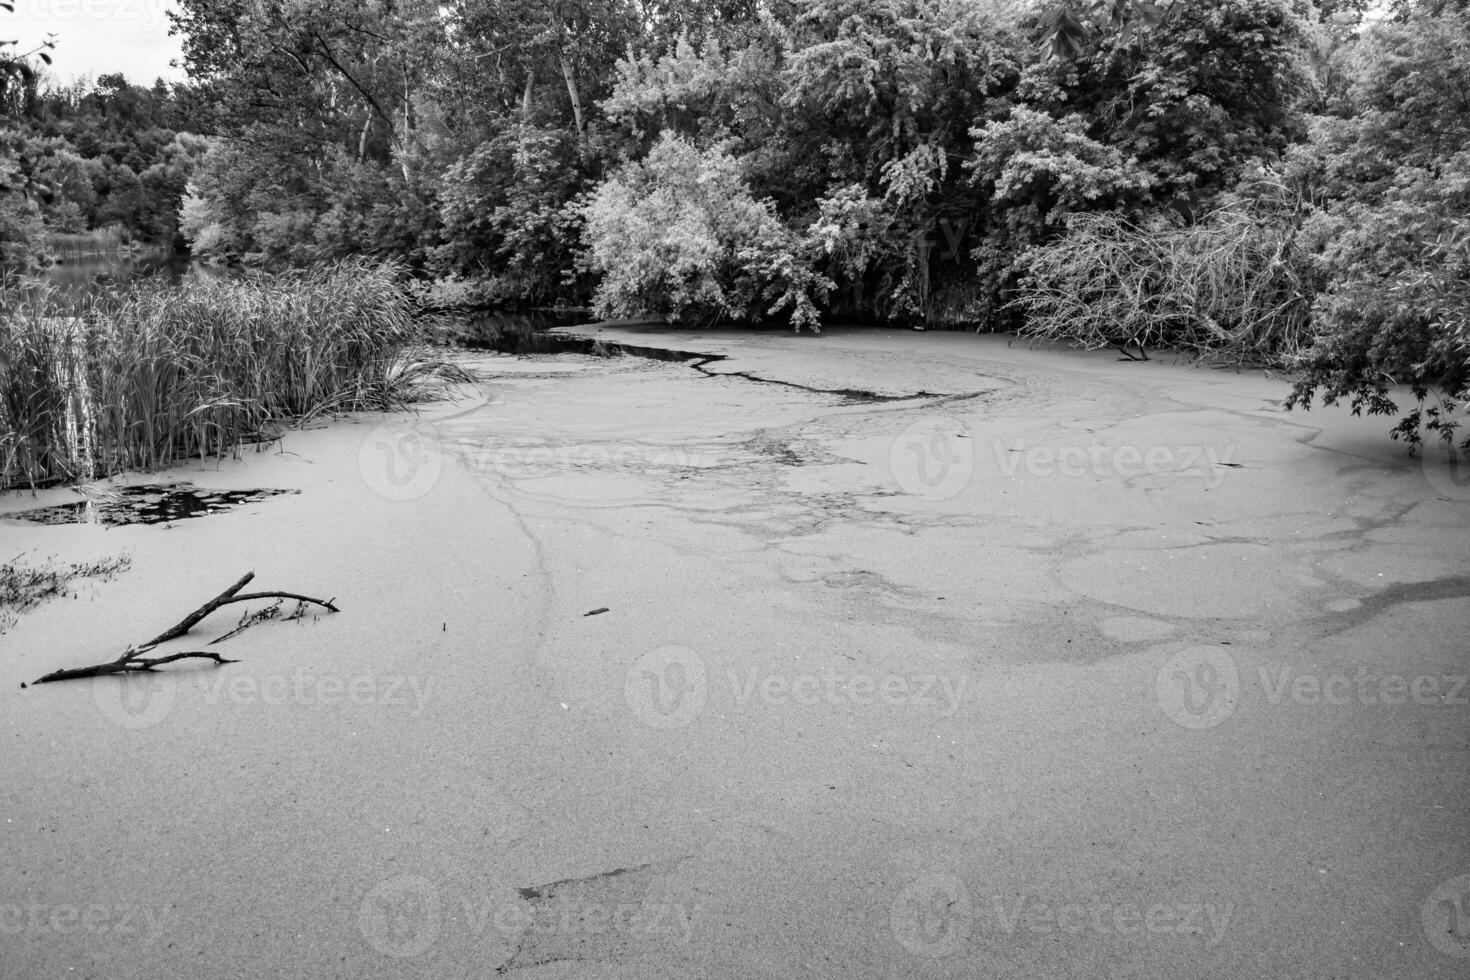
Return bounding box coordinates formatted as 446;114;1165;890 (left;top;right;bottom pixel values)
2;326;1467;978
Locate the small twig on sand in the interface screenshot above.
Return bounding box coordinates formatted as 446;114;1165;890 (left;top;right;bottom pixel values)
210;599;286;645
24;571;339;687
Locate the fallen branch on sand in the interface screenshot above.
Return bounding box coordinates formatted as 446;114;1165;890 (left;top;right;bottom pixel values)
24;571;338;687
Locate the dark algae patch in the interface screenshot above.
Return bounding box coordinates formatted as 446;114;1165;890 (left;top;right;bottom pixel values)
469;325;712;363
470;318;950;403
6;484;299;526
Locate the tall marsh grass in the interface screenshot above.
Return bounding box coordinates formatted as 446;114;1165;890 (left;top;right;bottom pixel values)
1;258;466;490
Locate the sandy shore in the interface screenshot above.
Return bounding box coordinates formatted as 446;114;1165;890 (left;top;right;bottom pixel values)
2;327;1467;978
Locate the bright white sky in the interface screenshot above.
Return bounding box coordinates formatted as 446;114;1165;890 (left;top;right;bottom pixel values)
4;0;186;86
2;0;1405;91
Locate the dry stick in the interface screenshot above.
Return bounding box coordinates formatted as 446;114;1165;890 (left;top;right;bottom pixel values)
209;599;286;646
135;571;256;650
26;571;340;687
28;649;241;685
136;573;338;651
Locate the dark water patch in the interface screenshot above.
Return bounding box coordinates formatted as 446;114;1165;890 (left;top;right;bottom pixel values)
7;484;299;526
41;252;224;300
689;361;943;404
746;433;826;466
480;328;933;402
460;311;595;350
466;316;966;403
468;323;717;363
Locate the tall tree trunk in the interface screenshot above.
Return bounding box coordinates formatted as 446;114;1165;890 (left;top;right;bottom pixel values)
521;68;536;125
402;64;411;144
559;52;584;139
358;112;372;162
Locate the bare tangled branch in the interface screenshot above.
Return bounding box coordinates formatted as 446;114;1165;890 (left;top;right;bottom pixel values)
24;571;339;687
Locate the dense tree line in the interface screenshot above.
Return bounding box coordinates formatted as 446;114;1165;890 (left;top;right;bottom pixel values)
2;0;1466;449
0;31;208;268
157;0;1320;307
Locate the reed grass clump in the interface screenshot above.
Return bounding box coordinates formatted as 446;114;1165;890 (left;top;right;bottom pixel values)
1;258;463;489
43;224;132;260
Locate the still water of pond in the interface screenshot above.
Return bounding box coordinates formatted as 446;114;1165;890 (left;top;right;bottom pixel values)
41;251;222;299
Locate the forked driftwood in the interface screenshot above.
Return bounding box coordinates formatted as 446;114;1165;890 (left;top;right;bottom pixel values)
25;571;339;687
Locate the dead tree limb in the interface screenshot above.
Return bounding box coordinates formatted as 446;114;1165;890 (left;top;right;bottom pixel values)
137;571;255;649
137;572;337;651
24;571;340;687
28;649;241;685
